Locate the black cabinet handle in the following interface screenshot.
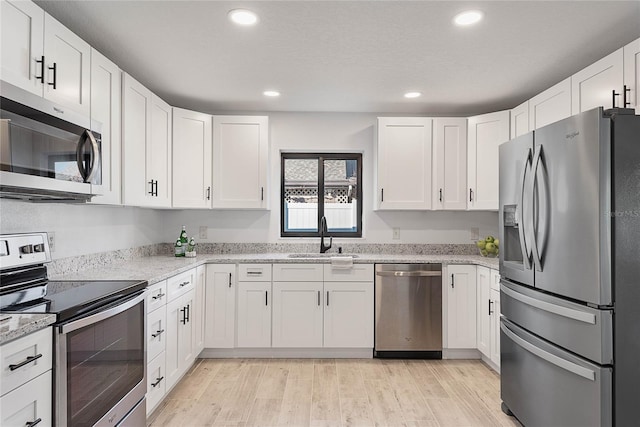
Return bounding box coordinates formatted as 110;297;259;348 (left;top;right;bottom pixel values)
381;188;384;202
151;292;165;300
317;291;320;306
265;290;268;306
469;188;473;202
154;180;159;197
186;304;190;322
439;188;443;202
229;273;232;288
35;56;45;84
179;281;190;287
9;354;42;371
326;291;329;306
148;180;155;196
623;85;631;108
612;90;620;108
489;300;493;315
151;376;164;387
151;329;165;338
206;186;211;200
180;307;187;324
48;63;57;89
26;418;42;427
261;187;264;201
451;274;455;288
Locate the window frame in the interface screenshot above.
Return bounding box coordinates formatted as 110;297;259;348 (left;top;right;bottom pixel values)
280;152;363;238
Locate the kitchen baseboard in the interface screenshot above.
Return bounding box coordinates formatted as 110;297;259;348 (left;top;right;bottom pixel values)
199;347;373;359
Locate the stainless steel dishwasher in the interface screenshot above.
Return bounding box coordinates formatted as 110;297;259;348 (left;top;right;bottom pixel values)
374;264;442;358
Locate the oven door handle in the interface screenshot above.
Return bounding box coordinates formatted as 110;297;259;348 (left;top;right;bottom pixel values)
59;291;145;334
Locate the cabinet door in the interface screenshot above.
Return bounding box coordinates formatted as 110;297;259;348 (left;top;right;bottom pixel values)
432;118;467;210
173;108;212;208
529;78;572;130
476;266;491;357
146;352;166;416
571;48;624;114
43;13;91;118
148;95;172;207
165;291;194;391
0;0;44;95
204;264;236;348
147;306;167;362
324;282;373;348
272;282;323;347
212;116;269;209
467;110;509;210
193;265;206;355
237;282;272;348
490;289;501;367
445;265;477;349
179;291;195;370
624;37;640;113
376;117;432;210
89;49;121;205
122;73;152;206
0;371;52;427
510;100;529;138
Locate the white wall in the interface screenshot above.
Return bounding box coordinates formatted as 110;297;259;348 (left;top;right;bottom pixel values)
163;112;499;244
0;199;165;259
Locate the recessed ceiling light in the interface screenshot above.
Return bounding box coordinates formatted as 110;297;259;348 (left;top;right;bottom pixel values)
228;9;258;26
263;90;280;97
404;92;422;99
453;10;483;26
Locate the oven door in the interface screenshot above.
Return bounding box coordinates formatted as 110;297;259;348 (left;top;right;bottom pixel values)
55;292;146;427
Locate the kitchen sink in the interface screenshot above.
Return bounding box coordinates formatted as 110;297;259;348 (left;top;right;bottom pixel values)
287;253;359;258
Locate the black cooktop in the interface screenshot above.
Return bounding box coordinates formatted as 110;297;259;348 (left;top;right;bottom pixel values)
5;280;147;323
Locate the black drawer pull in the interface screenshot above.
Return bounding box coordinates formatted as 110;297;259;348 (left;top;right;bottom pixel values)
9;354;43;371
151;329;165;338
26;418;42;427
179;281;190;287
151;292;165;300
151;376;164;387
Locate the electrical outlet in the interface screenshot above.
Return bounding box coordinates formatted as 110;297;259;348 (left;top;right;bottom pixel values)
48;232;55;252
199;226;208;239
392;228;400;240
470;227;480;240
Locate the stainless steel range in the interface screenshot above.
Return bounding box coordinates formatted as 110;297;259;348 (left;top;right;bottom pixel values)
0;233;147;426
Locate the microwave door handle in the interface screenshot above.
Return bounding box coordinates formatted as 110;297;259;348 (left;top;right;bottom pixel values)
518;148;532;270
76;130;100;183
531;145;544;272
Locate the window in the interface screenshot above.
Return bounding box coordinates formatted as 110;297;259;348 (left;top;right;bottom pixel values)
281;153;362;237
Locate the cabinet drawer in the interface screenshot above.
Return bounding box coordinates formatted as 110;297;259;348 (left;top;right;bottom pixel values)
166;269;195;302
273;264;323;282
146;280;168;313
147;307;167;362
238;264;272;281
324;264;373;282
0;327;52;396
0;370;52;426
146;351;166;416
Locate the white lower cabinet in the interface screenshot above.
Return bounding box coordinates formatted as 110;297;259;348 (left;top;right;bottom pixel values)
476;266;491;357
146;352;166;416
147;305;167;362
193;265;207;355
272;282;324;347
445;264;477;349
0;370;52;427
489;288;501;368
237;282;272;347
165;290;195;391
204;264;235;348
323;282;373;348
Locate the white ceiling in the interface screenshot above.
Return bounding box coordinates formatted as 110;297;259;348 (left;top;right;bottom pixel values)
35;1;640;115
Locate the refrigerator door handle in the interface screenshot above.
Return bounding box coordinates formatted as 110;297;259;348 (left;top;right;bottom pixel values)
519;148;533;270
501;322;596;381
501;284;596;324
531;145;546;272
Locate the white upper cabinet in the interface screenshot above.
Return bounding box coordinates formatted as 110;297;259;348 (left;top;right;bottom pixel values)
376;117;433;210
42;13;91;117
510;100;529;138
432;118;467;210
1;0;44;95
571;48;624;114
122;73;172;207
89;49;121;205
212;116;269;209
528;78;572;130
624;37;640;113
172;108;212;209
1;1;90;119
467;110;509;211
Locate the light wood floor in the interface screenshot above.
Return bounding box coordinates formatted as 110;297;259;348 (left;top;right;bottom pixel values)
148;358;522;427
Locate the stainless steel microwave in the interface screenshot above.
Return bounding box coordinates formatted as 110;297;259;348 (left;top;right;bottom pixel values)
0;81;102;202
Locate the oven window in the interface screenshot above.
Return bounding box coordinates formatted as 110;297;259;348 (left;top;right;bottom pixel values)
66;300;144;426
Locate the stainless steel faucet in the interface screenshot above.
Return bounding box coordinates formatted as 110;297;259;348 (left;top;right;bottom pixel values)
320;216;332;253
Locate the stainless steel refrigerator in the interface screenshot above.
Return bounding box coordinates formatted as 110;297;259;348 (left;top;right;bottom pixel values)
498;107;640;427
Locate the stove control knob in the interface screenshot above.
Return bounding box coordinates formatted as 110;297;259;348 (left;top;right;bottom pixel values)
33;244;45;253
19;244;34;254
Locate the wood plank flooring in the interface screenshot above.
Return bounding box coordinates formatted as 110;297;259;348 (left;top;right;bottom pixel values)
147;359;522;427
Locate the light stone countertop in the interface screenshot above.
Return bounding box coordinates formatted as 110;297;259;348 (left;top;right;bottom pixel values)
0;313;56;345
49;253;499;285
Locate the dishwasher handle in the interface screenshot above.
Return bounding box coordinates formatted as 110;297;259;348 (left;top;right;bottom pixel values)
376;270;442;277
